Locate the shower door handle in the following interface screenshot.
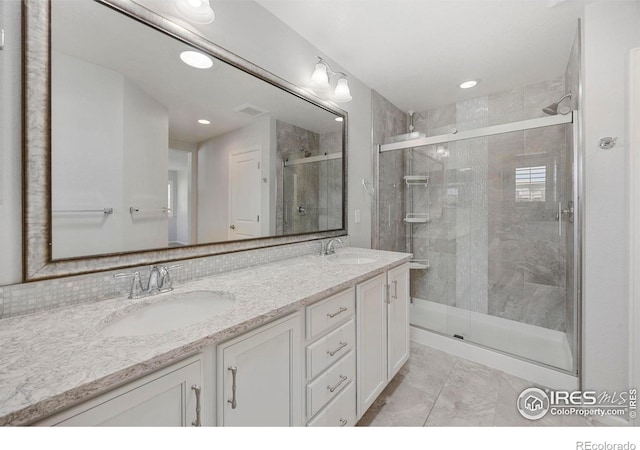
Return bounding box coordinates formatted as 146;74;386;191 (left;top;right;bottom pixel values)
556;201;575;237
557;202;562;236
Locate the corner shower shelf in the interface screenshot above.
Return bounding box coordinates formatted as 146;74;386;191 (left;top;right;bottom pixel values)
403;213;430;223
409;260;430;270
404;175;429;187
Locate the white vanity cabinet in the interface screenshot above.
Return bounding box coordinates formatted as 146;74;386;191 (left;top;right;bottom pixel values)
216;312;303;426
356;263;410;418
304;288;357;427
37;355;205;427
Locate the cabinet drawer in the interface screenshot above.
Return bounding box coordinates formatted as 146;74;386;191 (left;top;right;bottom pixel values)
307;318;355;379
307;381;355;427
306;288;354;340
306;350;355;418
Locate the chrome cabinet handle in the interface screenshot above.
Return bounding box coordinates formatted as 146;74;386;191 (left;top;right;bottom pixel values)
229;224;236;230
191;385;202;427
327;375;348;393
327;341;348;357
392;280;398;300
339;418;348;426
227;366;238;409
327;306;347;319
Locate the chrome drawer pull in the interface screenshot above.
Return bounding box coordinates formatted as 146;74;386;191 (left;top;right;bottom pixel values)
327;341;348;357
227;366;238;409
327;375;348;393
191;385;202;427
327;306;347;319
339;418;348;426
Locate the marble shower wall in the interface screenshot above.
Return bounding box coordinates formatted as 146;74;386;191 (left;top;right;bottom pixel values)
276;121;343;235
372;90;408;253
410;76;572;332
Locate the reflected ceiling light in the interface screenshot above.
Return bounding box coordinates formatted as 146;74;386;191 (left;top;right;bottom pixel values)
175;0;215;24
459;80;478;89
198;119;211;125
309;57;352;103
180;50;213;69
335;117;344;122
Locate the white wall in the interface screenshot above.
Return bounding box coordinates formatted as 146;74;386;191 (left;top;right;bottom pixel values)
0;0;23;285
197;116;273;242
582;1;640;393
169;148;191;245
51;52;125;258
170;140;198;245
51;54;170;257
630;47;640;421
122;78;170;252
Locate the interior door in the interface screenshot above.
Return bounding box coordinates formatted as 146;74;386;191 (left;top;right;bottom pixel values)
229;148;262;240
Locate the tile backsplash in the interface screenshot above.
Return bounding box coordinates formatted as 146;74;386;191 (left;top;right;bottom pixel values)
0;236;349;319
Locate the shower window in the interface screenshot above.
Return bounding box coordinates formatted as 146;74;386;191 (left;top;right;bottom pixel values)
515;165;546;202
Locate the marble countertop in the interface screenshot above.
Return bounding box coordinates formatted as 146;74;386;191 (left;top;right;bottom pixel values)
0;247;411;425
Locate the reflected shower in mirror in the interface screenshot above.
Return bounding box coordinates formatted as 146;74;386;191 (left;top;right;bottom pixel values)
50;0;344;260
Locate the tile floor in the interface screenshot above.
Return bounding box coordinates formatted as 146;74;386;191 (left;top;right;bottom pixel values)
358;341;599;427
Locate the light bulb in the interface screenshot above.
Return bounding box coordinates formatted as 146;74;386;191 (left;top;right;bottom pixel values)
310;62;330;90
333;77;352;102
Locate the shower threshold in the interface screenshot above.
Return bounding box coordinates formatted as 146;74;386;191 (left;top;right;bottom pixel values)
410;297;573;372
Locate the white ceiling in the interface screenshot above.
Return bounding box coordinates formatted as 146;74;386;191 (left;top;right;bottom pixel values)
257;0;585;112
52;0;341;145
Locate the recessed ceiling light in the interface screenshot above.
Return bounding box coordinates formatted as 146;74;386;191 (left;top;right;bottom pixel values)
459;80;478;89
175;0;215;24
198;119;211;125
335;117;344;122
180;50;213;69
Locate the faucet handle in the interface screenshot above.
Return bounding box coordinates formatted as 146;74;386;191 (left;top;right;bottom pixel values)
158;264;182;291
113;271;142;299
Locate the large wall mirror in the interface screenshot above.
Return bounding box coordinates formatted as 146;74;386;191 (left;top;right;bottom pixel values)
23;0;347;281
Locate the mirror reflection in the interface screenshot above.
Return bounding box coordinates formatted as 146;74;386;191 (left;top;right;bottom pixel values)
50;0;344;260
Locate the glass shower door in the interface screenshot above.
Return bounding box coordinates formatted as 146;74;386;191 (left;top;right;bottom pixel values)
378;119;578;374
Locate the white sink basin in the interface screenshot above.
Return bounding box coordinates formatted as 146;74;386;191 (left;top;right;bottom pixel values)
326;254;377;265
99;290;235;337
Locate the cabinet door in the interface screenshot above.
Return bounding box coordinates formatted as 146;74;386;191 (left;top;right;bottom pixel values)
43;357;203;426
217;313;302;426
356;273;388;418
387;263;410;379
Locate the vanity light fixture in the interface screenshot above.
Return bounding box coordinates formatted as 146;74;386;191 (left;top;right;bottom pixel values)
309;57;352;103
180;50;213;69
198;119;211;125
175;0;215;24
459;80;478;89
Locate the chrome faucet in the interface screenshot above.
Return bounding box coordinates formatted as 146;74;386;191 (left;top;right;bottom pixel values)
324;238;344;256
114;264;181;299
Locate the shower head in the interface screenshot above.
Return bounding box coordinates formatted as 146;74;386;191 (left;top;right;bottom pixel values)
542;92;573;115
